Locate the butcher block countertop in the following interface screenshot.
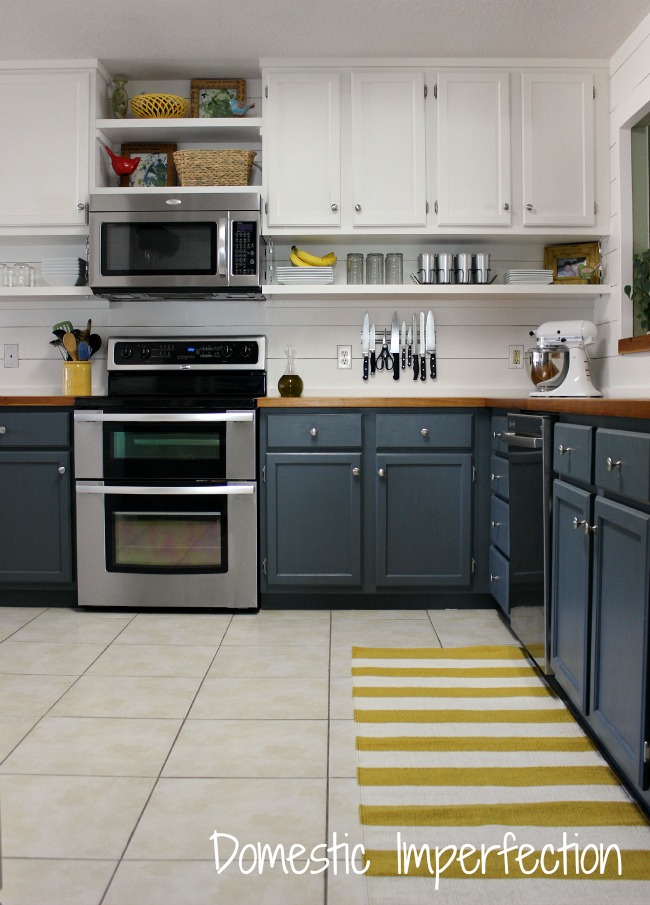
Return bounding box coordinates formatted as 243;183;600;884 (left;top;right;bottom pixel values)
3;394;650;419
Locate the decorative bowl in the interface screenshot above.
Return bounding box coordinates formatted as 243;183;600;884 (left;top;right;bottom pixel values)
130;93;188;119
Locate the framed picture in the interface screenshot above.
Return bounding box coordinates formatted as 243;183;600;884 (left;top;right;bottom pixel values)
544;242;601;284
190;79;246;118
119;143;178;188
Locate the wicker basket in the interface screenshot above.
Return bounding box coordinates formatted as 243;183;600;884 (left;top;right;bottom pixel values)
173;149;257;186
130;93;188;118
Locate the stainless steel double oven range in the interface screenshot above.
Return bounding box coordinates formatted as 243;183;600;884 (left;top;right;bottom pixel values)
73;336;266;610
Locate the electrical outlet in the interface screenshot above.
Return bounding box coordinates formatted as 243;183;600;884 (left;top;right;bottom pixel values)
4;343;19;368
337;345;353;369
509;344;524;369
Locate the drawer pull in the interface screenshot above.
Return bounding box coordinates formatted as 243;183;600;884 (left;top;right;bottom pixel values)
491;473;502;482
490;521;501;529
0;425;6;434
378;468;385;478
58;466;66;475
489;573;500;582
310;428;318;437
606;456;622;472
558;445;573;455
492;431;502;440
421;428;429;437
352;467;360;477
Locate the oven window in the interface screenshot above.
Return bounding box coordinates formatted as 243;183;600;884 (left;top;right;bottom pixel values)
101;221;216;275
104;422;226;481
105;493;228;574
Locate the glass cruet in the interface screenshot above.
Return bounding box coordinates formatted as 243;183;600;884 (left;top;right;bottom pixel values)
277;342;304;397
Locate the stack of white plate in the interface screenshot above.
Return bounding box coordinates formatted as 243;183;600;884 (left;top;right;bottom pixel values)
503;269;553;284
275;266;333;285
42;257;86;287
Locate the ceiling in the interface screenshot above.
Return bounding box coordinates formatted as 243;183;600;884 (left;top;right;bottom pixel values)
1;0;649;79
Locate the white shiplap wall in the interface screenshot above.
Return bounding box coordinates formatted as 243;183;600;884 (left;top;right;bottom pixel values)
596;10;650;393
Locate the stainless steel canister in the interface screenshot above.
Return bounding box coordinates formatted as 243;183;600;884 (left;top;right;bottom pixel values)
436;252;454;284
416;253;436;284
455;253;473;284
474;252;491;284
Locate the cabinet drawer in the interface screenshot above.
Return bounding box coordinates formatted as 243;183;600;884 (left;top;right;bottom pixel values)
553;424;593;483
266;413;362;449
490;454;510;500
0;412;69;448
594;428;650;503
491;415;509;455
376;413;473;448
489;545;510;614
490;494;510;556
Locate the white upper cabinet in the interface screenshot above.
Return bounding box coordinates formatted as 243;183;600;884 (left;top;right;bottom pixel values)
264;71;341;228
0;69;90;228
436;70;511;228
521;72;595;227
350;70;427;228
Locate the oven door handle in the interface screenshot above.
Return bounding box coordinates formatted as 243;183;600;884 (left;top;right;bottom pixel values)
502;431;543;449
75;482;255;495
73;411;255;423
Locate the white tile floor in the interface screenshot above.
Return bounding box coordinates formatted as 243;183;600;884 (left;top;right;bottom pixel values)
0;605;516;905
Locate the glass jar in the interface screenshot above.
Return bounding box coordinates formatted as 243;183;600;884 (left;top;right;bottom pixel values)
347;253;364;285
366;253;385;285
385;253;403;285
277;343;304;397
111;77;129;119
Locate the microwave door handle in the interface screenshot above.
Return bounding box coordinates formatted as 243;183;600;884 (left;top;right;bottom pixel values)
217;218;228;277
75;482;256;496
73;412;255;423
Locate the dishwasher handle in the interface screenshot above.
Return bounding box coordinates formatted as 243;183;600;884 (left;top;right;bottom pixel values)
503;431;543;450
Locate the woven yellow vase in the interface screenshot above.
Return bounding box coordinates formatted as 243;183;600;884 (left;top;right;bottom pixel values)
130;93;188;119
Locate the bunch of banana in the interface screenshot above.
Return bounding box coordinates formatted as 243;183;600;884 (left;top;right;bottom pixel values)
290;245;337;267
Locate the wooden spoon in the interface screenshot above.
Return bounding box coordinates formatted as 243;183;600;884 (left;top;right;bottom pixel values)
82;318;92;340
63;332;78;361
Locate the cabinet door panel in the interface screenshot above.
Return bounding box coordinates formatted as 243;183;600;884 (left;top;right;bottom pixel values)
550;480;592;714
521;72;595;227
590;497;650;788
436;70;511;227
0;451;72;583
0;71;88;227
265;71;341;228
375;453;472;586
266;452;362;586
350;71;426;227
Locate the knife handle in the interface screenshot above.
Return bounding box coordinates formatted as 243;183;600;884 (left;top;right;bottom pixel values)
401;347;406;369
363;354;369;381
420;355;426;381
393;352;400;380
370;351;376;375
408;346;412;368
413;353;419;380
430;353;436;379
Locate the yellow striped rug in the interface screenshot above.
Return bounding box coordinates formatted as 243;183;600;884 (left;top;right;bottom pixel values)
352;644;650;904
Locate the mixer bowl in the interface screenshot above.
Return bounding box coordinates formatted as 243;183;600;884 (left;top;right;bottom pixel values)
526;347;570;389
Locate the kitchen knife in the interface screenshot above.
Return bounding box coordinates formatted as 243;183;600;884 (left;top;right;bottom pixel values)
361;312;370;381
369;323;376;375
390;311;400;381
419;311;426;381
401;321;406;369
426;309;436;379
407;324;412;368
412;313;418;380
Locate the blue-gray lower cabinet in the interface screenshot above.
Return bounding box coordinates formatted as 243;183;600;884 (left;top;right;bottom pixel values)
265;452;363;586
374;453;473;587
550;479;592;714
589;496;650;790
0;449;73;583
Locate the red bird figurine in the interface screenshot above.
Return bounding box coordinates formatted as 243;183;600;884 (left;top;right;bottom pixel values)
104;145;141;175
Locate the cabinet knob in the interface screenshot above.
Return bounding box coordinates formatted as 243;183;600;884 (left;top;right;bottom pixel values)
492;431;502;440
378;468;385;478
420;428;429;437
58;466;66;475
489;573;500;583
310;427;318;437
606;456;622;471
352;467;360;477
77;202;85;211
502;202;510;211
526;203;534;212
0;426;6;434
572;516;597;536
558;445;573;455
490;473;501;482
490;521;501;529
331;203;339;212
354;204;361;212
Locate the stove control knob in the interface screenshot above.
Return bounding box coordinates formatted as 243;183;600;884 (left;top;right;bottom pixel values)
139;347;151;360
220;344;234;360
119;346;133;359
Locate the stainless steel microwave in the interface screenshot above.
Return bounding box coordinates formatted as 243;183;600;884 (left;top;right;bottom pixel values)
88;191;265;300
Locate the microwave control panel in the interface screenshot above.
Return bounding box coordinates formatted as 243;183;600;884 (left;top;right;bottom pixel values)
232;221;257;275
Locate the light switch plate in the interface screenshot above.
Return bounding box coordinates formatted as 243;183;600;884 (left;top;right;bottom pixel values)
4;343;19;368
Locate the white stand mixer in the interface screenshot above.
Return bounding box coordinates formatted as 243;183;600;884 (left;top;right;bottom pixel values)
527;320;602;397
